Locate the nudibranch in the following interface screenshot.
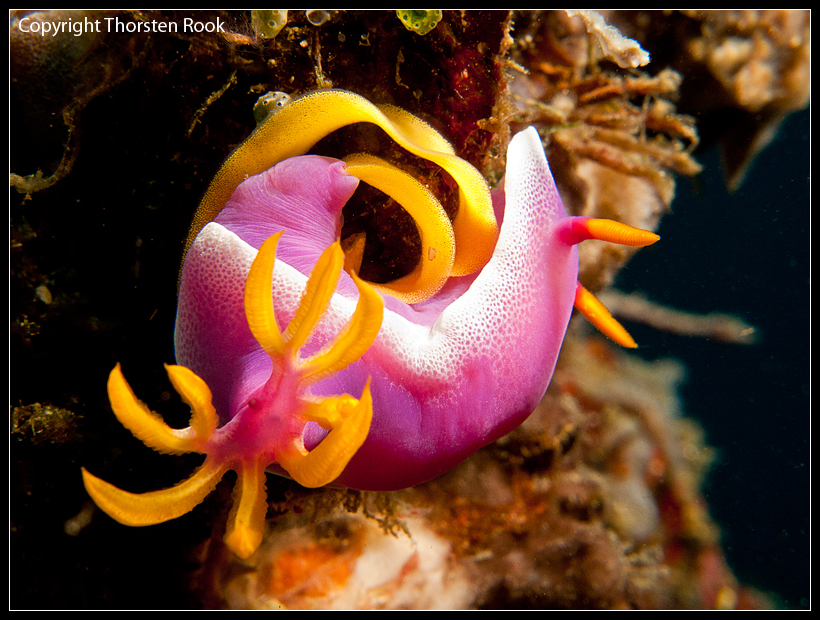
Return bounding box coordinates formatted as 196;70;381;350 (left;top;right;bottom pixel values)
82;90;658;559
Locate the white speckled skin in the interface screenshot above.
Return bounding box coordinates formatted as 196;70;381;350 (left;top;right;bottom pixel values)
175;127;578;490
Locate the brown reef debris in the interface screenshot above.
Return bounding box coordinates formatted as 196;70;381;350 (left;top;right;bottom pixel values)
596;290;758;345
9;10;152;195
507;11;703;293
605;10;811;191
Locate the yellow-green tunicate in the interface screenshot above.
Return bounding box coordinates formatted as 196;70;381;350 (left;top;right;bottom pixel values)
305;10;331;26
396;10;442;36
251;10;288;39
253;91;292;125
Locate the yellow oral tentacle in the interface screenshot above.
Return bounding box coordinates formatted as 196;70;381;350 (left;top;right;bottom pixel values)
224;456;269;559
81;458;229;526
299;270;384;383
344;153;455;304
279;378;374;488
185;89;497;289
244;231;287;357
377;103;498;276
374;103;457;155
164;364;218;442
107;363;199;455
283;242;345;353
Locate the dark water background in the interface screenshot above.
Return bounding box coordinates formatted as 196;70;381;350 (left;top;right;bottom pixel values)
616;108;810;609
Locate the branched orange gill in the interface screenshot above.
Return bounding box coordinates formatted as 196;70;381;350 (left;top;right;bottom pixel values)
83;234;383;558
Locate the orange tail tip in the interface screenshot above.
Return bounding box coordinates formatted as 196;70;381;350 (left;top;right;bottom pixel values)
574;283;638;349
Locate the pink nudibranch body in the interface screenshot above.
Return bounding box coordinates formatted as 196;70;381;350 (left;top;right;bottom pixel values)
82;97;659;558
175;128;602;490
